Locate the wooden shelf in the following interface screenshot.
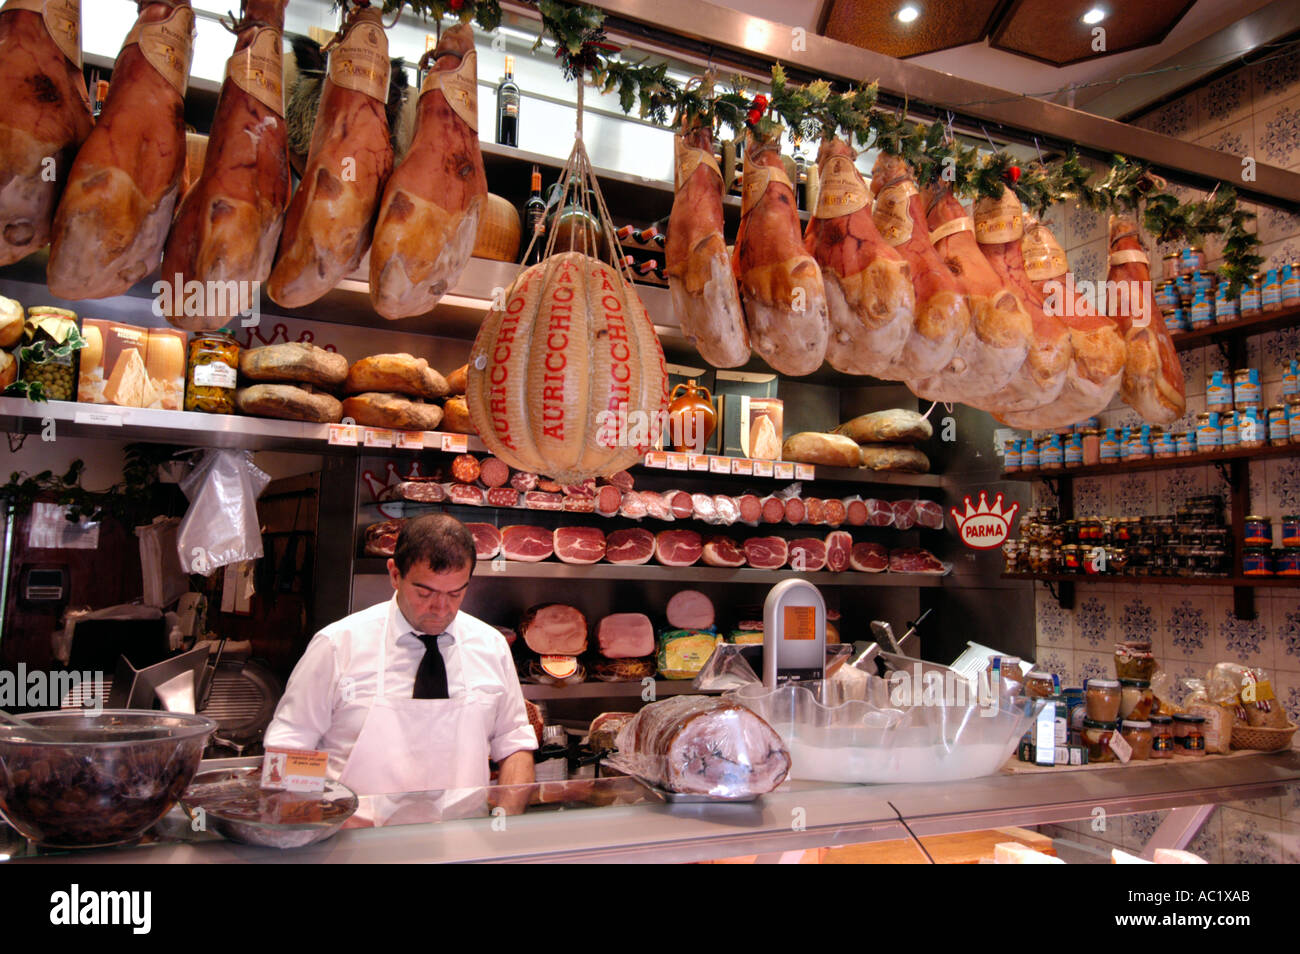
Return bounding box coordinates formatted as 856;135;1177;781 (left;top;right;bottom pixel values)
355;558;944;586
1002;572;1300;588
1170;303;1300;352
1007;442;1299;481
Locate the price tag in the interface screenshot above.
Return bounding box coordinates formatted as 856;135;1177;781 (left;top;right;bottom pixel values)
731;458;754;476
774;462;795;480
666;453;689;471
73;407;124;427
363;428;394;448
261;747;328;793
795;463;816;481
753;460;774;478
395;430;425;450
440;433;468;453
327;423;358;446
644;451;667;469
709;456;731;474
688;454;710;472
1108;728;1133;763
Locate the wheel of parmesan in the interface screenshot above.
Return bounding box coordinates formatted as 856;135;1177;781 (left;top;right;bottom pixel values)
467;252;668;483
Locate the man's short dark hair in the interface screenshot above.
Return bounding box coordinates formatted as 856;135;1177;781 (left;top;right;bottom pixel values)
393;513;476;577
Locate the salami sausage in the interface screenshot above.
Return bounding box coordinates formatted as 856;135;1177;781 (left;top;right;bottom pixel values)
737;493;763;526
760;495;785;524
783;497;806;525
595;484;622;517
479;456;510;488
510;471;540;492
823;498;847;527
450;453;481;484
486;487;518;508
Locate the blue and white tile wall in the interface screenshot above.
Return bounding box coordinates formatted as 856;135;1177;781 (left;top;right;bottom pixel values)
1032;49;1300;862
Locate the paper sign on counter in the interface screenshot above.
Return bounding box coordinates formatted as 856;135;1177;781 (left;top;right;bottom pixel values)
74;407;125;427
363;428;394;448
731;458;754;476
328;423;358;446
1108;729;1133;763
709;456;731;474
774;462;795;480
440;433;468;453
261;747;328;793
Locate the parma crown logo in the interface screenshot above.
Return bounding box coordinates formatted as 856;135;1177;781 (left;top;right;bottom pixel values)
951;492;1019;550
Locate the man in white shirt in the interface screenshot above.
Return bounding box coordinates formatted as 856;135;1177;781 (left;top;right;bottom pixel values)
265;514;537;798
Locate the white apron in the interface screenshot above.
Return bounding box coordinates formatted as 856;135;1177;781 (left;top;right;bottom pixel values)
338;621;493;798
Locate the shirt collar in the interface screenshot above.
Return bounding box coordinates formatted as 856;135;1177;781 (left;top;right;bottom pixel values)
388;595;459;645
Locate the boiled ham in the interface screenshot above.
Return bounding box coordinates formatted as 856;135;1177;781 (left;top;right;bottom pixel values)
160;1;290;331
0;0;93;265
869;153;970;376
47;1;195;299
597;613;654;659
733;131;828;376
1107;214;1186;426
370;23;486;319
665;118;749;367
666;590;715;630
804;136;914;377
268;6;393;308
520;603;587;655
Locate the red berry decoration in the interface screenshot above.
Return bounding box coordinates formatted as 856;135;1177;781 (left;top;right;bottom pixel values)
449;0;464;8
754;94;769;111
1006;165;1022;183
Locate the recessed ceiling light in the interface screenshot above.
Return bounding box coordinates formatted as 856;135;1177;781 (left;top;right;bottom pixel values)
1082;7;1106;24
897;5;920;24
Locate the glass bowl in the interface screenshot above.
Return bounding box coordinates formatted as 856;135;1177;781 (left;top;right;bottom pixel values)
181;768;358;849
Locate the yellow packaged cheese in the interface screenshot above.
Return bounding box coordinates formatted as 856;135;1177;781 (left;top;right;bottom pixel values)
657;630;722;680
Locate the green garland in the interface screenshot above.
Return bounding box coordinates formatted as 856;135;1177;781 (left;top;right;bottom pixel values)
366;0;502;31
0;445;178;524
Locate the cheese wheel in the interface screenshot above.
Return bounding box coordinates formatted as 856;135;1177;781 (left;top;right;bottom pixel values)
145;330;187;382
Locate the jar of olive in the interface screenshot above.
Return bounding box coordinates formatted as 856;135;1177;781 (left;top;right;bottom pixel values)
20;307;81;401
184;330;240;414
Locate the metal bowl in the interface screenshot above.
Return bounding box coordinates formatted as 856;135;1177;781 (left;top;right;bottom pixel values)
0;709;216;849
181;768;357;849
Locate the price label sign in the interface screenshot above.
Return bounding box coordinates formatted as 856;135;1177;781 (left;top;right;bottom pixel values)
666;453;689;471
688;454;710;472
327;423;358;446
396;431;425;450
774;462;795;480
440;433;468;453
644;451;667;469
709;456;731;474
795;463;816;481
73;407;124;427
753;460;774;478
261;747;329;793
731;458;754;476
363;428;394;448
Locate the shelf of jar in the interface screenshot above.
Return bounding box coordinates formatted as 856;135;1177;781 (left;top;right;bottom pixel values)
1169;302;1300;352
520;680;719;701
1005;441;1299;480
1001;572;1300;588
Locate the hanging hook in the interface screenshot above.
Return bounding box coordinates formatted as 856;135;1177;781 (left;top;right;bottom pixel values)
979;124;998;153
1033;136;1045;166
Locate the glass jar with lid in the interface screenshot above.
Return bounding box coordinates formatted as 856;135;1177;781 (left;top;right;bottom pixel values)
1149;715;1174;758
184;329;240;414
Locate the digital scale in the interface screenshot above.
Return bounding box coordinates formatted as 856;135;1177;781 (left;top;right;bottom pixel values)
761;579;826;687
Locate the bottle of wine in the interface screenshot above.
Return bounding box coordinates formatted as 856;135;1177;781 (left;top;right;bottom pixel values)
523;165;545;264
496;54;519;147
792;135;807;211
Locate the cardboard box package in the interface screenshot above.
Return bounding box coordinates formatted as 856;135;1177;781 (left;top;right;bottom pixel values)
715;370;778;457
78;320;187;410
741;396;783;460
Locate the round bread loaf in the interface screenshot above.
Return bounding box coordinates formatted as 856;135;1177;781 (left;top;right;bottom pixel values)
0;296;23;349
780;432;862;468
342;392;445;431
441;394;476;434
235;384;343;423
240;342;349;388
344;354;449;399
0;350;16;390
445;363;467;395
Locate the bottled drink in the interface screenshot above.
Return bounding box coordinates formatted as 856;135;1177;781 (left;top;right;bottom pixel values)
496;54;519;147
523;165;545;264
792;135;807;211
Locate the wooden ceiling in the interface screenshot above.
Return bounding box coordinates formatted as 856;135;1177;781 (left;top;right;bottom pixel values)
818;0;1199;65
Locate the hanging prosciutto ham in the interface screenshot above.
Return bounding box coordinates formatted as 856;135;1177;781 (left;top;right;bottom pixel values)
160;0;290;331
0;0;92;266
733;131;828;376
804;136;914;378
869;153;970;377
369;22;486;319
1107;214;1186;426
916;182;1030;402
665;118;749;368
47;0;195;299
268;5;393;308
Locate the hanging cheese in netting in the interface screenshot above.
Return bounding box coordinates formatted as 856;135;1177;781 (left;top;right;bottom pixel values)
466;86;668;483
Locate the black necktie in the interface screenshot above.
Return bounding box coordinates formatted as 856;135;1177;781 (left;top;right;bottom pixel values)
412;633;449;699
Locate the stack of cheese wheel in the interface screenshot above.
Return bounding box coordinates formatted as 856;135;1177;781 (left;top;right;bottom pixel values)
341;354;450;431
236;342;349;422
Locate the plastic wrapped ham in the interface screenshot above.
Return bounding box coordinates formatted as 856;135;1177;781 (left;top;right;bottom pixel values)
892;500;918;530
916;500;944;530
865;499;895;527
736;494;763;526
713;495;739;526
612;696;791;798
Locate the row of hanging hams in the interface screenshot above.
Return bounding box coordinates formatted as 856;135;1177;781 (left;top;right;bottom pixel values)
664;124;1186;428
0;1;486;328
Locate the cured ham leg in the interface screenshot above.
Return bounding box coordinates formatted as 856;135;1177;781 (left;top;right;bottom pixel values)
974;189;1071;419
733;132;828;376
370;23;485;319
914;182;1030;401
160;0;290;331
868;153;969;377
0;0;92;265
804;137;913;378
1010;214;1125;427
268;6;393;308
1107;214;1186;426
665;119;749;368
47;1;194;299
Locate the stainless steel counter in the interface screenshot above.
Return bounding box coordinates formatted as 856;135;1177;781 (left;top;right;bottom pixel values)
9;751;1297;864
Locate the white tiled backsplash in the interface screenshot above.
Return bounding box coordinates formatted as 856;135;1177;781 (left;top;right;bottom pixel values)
1032;46;1300;862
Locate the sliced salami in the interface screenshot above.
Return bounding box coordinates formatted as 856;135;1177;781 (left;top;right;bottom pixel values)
450;454;481;484
760;495;785;524
843;496;868;527
783;497;806;525
523;491;564;511
486;487;519;508
788;538;827;571
825;531;852;573
850;542;889;573
595;484;622;517
713;495;739;526
665;490;695;520
737;493;763;526
383;479;447;503
804;498;826;526
562;495;596;513
445;482;485;506
465;523;502;560
479;457;510;488
823;498;847;528
510;471;540;492
606;527;655;564
701;535;746;567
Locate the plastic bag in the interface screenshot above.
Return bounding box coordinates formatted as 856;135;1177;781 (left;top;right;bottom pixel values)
135;516;189;608
176;450;271;576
